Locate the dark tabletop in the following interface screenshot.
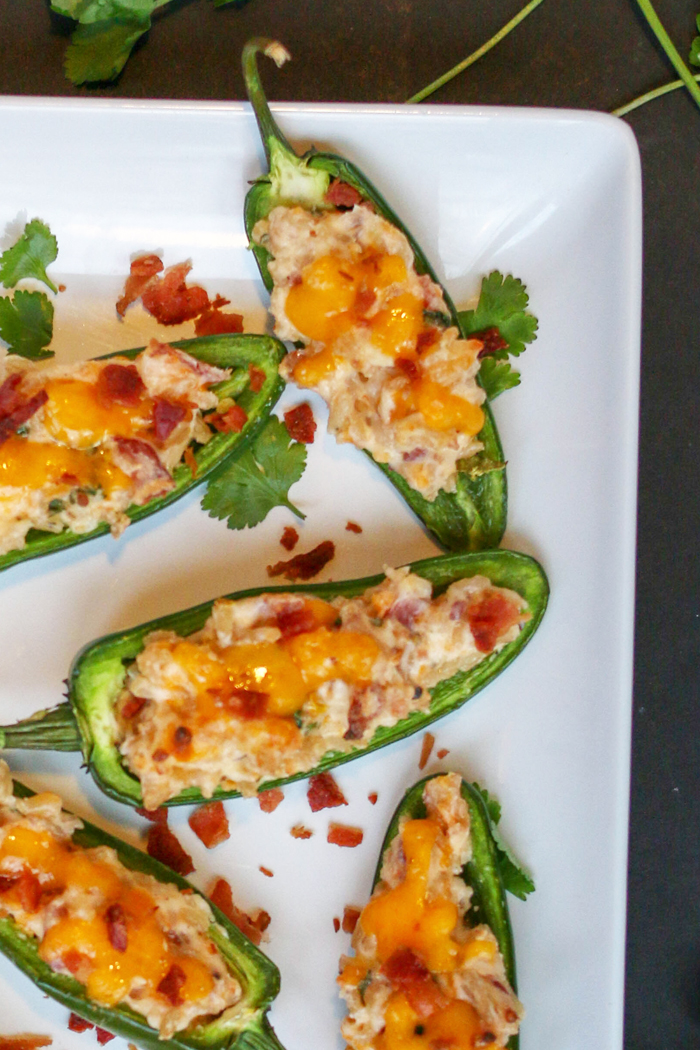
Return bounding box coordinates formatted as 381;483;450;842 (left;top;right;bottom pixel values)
2;1;699;1047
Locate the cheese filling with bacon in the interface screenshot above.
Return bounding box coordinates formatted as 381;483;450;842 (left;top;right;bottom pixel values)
117;568;528;808
253;204;487;501
338;774;523;1050
0;762;241;1038
0;340;230;556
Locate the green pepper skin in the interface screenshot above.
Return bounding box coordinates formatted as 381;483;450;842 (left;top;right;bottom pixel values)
2;779;285;1050
242;39;506;553
0;549;548;807
0;333;286;574
372;775;521;1050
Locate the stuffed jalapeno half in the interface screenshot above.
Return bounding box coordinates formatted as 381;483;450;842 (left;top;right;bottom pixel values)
243;39;529;552
0;761;283;1050
0;550;548;808
339;772;528;1050
0;333;285;572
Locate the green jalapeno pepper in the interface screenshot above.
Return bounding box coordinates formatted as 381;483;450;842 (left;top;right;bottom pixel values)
0;549;548;808
242;39;508;553
0;333;286;574
0;777;284;1050
354;774;527;1050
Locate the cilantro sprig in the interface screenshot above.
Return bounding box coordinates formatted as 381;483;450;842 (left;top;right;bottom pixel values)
472;784;535;901
0;219;58;361
459;271;538;400
0;220;58;294
202;416;307;530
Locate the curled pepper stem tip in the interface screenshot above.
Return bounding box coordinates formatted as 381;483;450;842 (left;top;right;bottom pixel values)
242;38;297;168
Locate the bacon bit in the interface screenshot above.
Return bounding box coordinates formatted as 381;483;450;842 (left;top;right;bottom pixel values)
342;906;361;934
267;540;335;582
416;328;440;354
333;917;340;933
136;806;168;825
152;749;169;763
153;398;187;442
116;253;165;316
95;1032;114;1046
283;403;316;444
402;448;425;462
184;446;198;477
76;492;89;507
437;748;450;760
280;526;299;551
276;604;318;639
96;363;146;407
172;725;192;754
194;307;244;337
68;1016;94;1033
473;326;508;357
290;824;313;839
419;732;435;770
259;866;274;878
140;262;211;326
308;772;347;813
354;287;376;314
327;824;363;848
112;436;170;486
209;877;262;944
248;364;267;392
368;792;378;805
467;592;522;654
381;947;449;1018
345;521;362;534
105;902;128;952
220;688;268;719
258;788;284;813
188;801;230;849
0;1037;52;1050
344;696;368;741
147;823;194;876
0;389;48;446
157;964;187;1007
391;598;424;629
121;695;146;719
324;179;363;209
0;374;23;416
396;356;420;380
210;403;248;433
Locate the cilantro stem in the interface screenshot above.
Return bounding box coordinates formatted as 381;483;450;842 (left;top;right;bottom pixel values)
282;498;306;521
612;73;700;116
406;0;546;105
633;0;700;113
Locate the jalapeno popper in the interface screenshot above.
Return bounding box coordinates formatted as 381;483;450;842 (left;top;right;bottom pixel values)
243;40;536;552
339;773;527;1050
0;550;548;809
0;762;283;1050
0;333;285;573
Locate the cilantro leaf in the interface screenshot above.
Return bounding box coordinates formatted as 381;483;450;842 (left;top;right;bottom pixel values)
202;416;307;530
690;14;700;66
471;783;535;901
0;292;55;360
458;271;538;399
52;0;163;20
0;220;58;293
64;17;151;84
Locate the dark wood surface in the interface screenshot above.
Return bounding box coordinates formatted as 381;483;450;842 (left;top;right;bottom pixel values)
2;2;700;1047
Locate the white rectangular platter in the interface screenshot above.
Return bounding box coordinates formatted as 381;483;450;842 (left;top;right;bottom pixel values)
0;97;641;1050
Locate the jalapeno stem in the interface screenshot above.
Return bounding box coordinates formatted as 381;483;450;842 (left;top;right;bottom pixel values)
242;38;297;167
0;702;81;752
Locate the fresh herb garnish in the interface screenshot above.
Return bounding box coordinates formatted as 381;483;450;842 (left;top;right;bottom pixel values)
0;220;58;294
202;415;307;530
0;292;55;361
472;784;535;901
459;271;538;400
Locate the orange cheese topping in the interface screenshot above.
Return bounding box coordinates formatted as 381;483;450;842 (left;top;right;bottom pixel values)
41;378;151;448
0;437;131;495
380;993;485;1050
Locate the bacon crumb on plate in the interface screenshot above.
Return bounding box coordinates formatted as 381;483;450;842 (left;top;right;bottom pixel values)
248;364;267;392
259;866;274;878
418;731;435;770
283;403;316;444
333;917;341;933
209;403;248;434
136;805;168;825
68;1016;94;1034
258;788;284;812
188;801;230;848
146;821;194;876
345;521;362;534
368;792;378;805
342;906;361;934
208;878;269;946
194;307;244;337
290;824;313;839
95;1031;115;1046
327;824;363;848
308;772;347;812
267;540;335;581
280;526;299;551
0;1037;52;1050
437;747;450;760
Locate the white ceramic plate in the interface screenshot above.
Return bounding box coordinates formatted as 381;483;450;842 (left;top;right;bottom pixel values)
0;99;640;1050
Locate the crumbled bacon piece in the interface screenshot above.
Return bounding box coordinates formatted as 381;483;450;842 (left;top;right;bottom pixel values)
267;540;335;582
437;748;450;760
0;373;23;416
345;521;362;534
381;947;449;1018
473;326;508;357
368;792;378;805
333;916;340;933
416;328;440;354
188;801;230;849
0;1037;52;1050
324;179;363;209
290;824;313;839
342;906;361;934
75;492;89;507
402;448;425;462
248;364;266;392
390;598;424;629
466;592;522;654
210;403;248;433
276;604;319;639
344;696;368;741
116;253;164;316
172;725;192;753
112;436;170;492
258;788;284;813
121;695;146;719
147;822;194;876
153;749;169;762
68;1016;94;1033
0;389;48;446
95;1032;114;1046
194;307;243;337
153;399;187;442
157;964;187;1007
184;446;198;477
220;688;268;719
327;824;363;848
63;949;89;976
280;526;299;551
140;262;211;326
396;356;420;380
284;403;316;444
259;866;274;878
96;363;145;407
308;772;347;813
419;732;435;770
209;878;267;945
105;903;128;952
5;870;43;912
136;806;168;825
354;287;376;314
